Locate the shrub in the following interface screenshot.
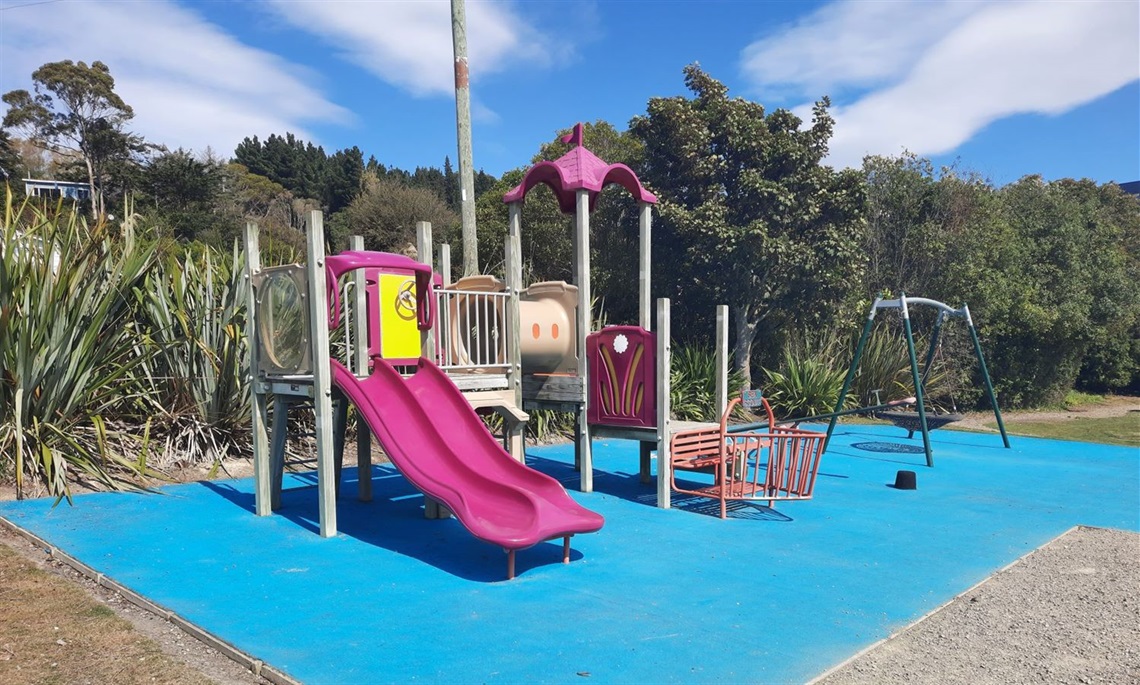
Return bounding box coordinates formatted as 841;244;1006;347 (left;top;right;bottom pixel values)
133;244;251;467
0;196;158;499
670;343;745;422
762;350;850;420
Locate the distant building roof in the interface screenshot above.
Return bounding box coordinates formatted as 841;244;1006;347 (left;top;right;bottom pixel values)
23;178;90;201
1118;181;1140;197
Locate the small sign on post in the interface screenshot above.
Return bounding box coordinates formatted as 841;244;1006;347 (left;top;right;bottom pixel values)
741;389;764;409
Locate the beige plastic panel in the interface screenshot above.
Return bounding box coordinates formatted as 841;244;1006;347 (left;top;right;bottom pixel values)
521;281;578;375
452;274;505;292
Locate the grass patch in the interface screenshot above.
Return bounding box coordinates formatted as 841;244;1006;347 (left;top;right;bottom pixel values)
1061;390;1106;410
990;414;1140;448
0;541;212;685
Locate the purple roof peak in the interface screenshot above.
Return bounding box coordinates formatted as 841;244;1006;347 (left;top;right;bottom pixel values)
503;122;656;214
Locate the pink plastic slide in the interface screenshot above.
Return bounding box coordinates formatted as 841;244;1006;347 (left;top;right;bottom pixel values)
330;357;604;572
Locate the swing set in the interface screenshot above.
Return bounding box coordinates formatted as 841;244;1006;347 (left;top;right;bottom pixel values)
825;294;1011;467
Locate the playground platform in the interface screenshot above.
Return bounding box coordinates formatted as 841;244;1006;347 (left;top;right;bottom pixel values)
0;424;1136;684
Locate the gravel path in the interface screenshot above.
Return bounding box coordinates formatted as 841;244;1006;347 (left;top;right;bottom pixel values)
815;526;1140;685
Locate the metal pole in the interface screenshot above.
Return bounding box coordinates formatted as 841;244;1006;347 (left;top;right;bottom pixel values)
451;0;478;276
965;305;1010;448
825;300;878;449
919;311;945;391
901;293;933;467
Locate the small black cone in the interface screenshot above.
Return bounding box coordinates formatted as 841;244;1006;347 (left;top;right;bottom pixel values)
893;470;917;490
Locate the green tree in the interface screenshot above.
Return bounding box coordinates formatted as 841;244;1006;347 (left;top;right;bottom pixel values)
474;167;572;281
861;152;945;296
2;60;143;218
630;65;866;387
0;130;22;185
330;172;458;254
141;149;224;241
234;133;364;215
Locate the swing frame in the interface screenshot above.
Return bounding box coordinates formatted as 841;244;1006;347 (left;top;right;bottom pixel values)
825;294;1010;466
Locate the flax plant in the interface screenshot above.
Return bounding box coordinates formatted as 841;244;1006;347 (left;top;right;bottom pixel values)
670;344;746;422
0;194;158;499
133;244;250;467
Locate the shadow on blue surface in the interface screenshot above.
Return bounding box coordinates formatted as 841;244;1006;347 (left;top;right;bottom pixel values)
0;424;1135;684
200;468;582;583
526;453;797;521
852;441;928;454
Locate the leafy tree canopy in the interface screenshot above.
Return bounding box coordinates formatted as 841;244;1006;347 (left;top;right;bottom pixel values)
630;64;866;386
329;172;458;255
234;133;363;214
2;60;146;218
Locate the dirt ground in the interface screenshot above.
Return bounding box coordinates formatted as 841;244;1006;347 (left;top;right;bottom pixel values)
951;394;1140;432
0;398;1137;684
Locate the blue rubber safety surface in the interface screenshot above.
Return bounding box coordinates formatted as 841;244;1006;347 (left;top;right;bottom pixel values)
1;424;1137;684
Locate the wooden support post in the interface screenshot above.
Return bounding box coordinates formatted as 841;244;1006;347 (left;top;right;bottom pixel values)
639;202;652;331
417;221;435;359
417;222;449;519
305;210;338;537
332;396;348;499
715;304;728;420
243;222;272;516
656;298;672;509
506;549;516;580
269;395;289;511
574;190;593;492
505;210;526;462
350;234;372;502
639;442;653;484
440;243;453;287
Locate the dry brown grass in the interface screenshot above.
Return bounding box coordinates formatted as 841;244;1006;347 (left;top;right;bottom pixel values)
0;543;213;685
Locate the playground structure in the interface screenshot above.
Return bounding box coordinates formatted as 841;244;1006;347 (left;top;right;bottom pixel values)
244;121;826;559
500;123;739;510
242;213;603;579
825;294;1011;466
670;391;828;519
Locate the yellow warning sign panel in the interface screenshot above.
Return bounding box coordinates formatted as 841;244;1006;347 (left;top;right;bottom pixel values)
378;273;421;360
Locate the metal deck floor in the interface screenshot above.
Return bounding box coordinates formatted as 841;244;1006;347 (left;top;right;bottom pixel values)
1;424;1136;684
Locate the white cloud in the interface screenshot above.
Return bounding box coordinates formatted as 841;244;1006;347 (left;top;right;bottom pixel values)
742;0;982;100
263;0;571;98
471;99;502;125
740;0;1140;169
0;0;350;155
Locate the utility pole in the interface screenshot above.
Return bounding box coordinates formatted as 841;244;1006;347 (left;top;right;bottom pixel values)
451;0;479;276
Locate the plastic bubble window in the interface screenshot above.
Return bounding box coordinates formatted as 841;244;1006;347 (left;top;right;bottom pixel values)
253;265;312;376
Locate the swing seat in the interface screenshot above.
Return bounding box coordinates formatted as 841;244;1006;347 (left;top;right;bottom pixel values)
670;397;827;519
877;410;963;439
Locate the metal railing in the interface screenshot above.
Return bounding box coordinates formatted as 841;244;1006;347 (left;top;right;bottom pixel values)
433;287;511;373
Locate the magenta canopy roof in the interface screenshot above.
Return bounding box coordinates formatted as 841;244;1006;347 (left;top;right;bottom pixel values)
503;123;657;214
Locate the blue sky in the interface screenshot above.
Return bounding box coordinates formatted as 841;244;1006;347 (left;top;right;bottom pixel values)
1;0;1137;186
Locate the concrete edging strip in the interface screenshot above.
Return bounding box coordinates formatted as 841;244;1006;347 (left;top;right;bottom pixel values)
0;514;301;685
